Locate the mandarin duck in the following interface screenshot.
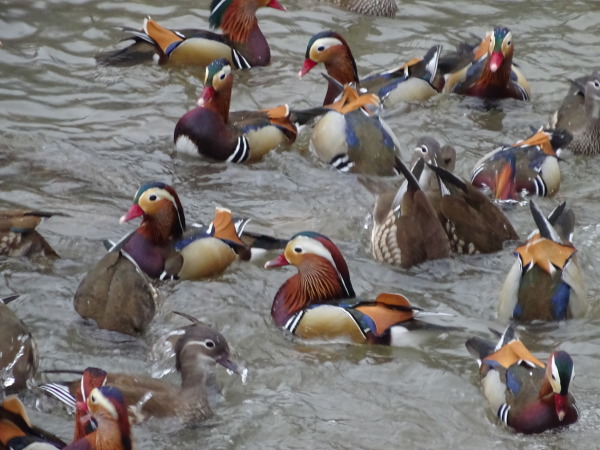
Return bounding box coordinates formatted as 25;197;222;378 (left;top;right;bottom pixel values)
471;128;571;200
0;210;63;258
74;236;158;336
116;182;256;280
443;27;531;101
0;396;67;449
371;156;451;267
498;200;587;322
0;296;38;392
0;386;132;449
426;162;519;254
310;81;400;175
95;0;285;68
466;325;578;434
265;231;448;345
41;316;241;424
548;69;600;155
329;0;397;17
175;58;323;162
300;31;441;106
38;367;109;441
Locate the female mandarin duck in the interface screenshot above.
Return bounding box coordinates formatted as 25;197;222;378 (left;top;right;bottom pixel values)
371;153;451;267
310;82;401;175
0;385;131;449
471;128;572;200
426;160;519;254
548;69;600;155
0;295;38;392
498;200;587;322
265;231;446;344
174;58;322;162
466;325;578;434
41;316;241;424
299;31;441;106
0;209;63;258
443;27;531;101
329;0;398;17
96;0;285;68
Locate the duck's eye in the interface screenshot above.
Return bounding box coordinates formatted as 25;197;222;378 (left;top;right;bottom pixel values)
148;195;157;201
317;45;325;52
219;72;227;80
204;340;215;348
593;80;600;88
506;40;512;46
293;247;303;253
91;394;97;403
420;145;428;154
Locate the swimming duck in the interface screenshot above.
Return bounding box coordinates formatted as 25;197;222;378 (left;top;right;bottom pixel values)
498;200;587;322
426;162;519;254
175;58;323;162
0;396;67;449
329;0;398;17
548;69;600;155
466;325;578;434
265;231;446;344
471;128;571;199
41;317;241;424
0;295;38;392
310;82;400;175
95;0;285;68
443;27;531;101
0;209;62;258
299;31;441;106
117;182;252;280
0;385;132;449
371;155;451;267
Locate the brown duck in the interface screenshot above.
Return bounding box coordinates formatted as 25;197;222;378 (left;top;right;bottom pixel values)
0;295;38;392
0;210;63;258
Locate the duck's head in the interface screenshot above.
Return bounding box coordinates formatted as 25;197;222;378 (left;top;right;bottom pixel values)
488;27;513;73
546;351;574;421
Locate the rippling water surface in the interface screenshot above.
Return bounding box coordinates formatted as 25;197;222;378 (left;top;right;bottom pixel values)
2;0;600;448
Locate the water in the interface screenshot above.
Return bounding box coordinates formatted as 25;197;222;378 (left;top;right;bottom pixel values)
1;0;600;448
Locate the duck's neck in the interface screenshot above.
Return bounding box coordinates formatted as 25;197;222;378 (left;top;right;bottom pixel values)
221;4;271;66
324;50;359;105
271;259;350;325
90;416;131;450
205;88;232;124
480;53;512;88
138;208;183;245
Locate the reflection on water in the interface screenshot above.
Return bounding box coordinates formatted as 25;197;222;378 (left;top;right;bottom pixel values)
1;0;600;448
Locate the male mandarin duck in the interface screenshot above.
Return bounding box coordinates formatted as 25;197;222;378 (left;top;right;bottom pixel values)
0;295;38;392
174;58;323;163
498;200;587;322
265;231;447;344
0;385;132;449
75;182;257;335
95;0;285;68
0;396;67;449
426;161;519;254
299;30;441;106
471;128;572;200
117;181;255;280
329;0;398;17
548;69;600;155
40;317;241;424
0;209;63;258
371;155;451;267
466;325;578;434
442;27;531;101
310;82;401;175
